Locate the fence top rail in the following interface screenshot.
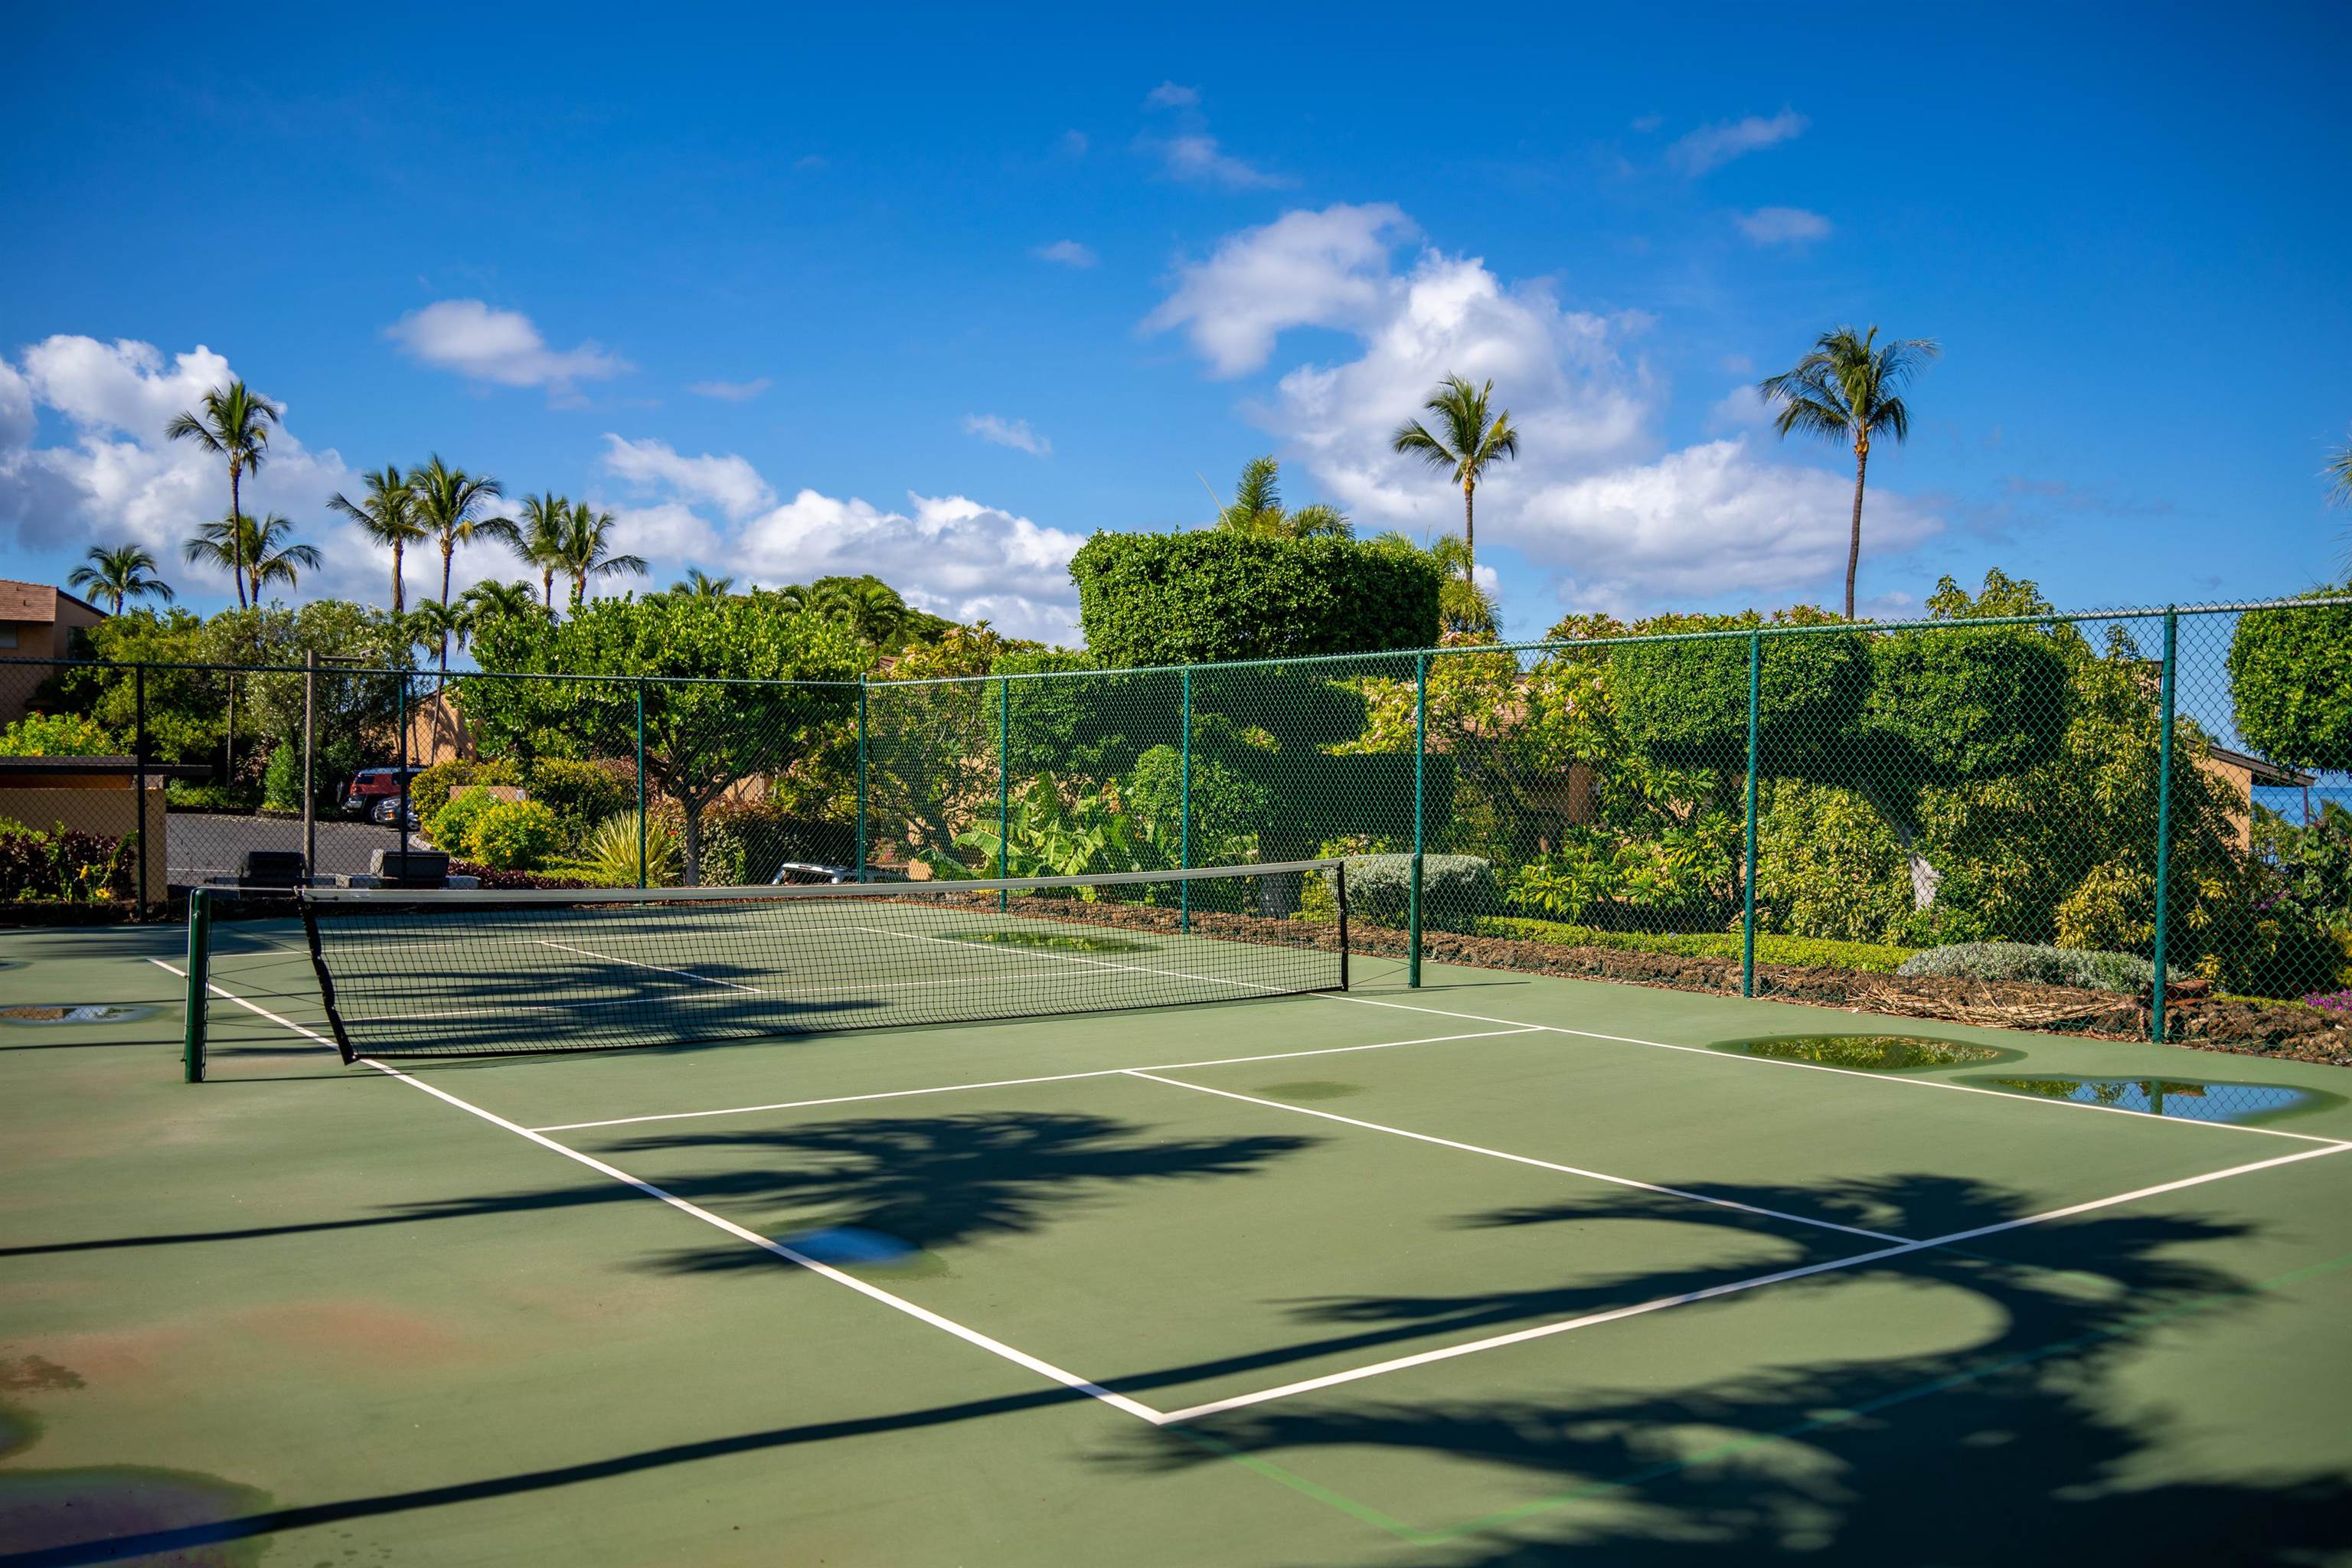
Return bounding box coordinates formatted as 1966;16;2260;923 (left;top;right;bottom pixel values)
0;655;864;690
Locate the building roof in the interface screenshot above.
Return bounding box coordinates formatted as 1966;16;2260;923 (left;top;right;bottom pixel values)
2205;743;2316;789
0;580;106;622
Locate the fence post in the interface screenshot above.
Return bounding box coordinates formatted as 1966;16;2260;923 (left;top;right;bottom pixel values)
855;676;869;884
181;887;210;1083
998;675;1011;912
635;678;648;890
1179;666;1192;934
394;671;409;875
134;663;149;916
1409;652;1427;989
302;650;318;885
1743;632;1761;998
2151;606;2178;1043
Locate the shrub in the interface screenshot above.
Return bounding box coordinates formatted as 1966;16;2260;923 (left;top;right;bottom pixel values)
0;712;118;756
557;812;683;887
524;757;633;844
1069;530;1441;665
0;815;134;902
1321;854;1497;933
1475;917;1914;974
410;758;519;823
425;787;500;857
1896;941;2174;994
262;741;301;811
165;781;258;811
2228;590;2352;772
462;799;561;871
697;799;858;884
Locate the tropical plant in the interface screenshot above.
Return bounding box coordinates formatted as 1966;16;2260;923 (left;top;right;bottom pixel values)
327;466;428;613
1210;456;1352;539
66;544;174;612
673;567;735;598
1758;325;1939;618
406;598;470;680
1373;531;1497;636
511;491;573;609
1390;374;1520;580
939;775;1159;887
165;380;282;609
0;712;118;756
556;501;647;609
557;811;681;887
458;579;543;625
407;456;513;608
240;512;322;601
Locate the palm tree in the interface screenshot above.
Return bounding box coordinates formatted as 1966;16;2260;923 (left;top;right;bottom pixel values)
673;567;735;598
511;491;573;609
815;577;910;647
242;512;322;602
2330;430;2352;505
1390;375;1520;581
405;598;469;682
457;579;541;623
1758;325;1940;619
326;466;427;613
181;514;253;601
165;381;283;610
66;544;175;613
557;501;647;609
1210;456;1353;538
1373;531;1497;637
407;456;514;608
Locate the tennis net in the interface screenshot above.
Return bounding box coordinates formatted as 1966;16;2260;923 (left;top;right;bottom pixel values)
293;859;1349;1061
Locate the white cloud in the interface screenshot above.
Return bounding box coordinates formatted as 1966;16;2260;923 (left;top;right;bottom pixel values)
962;414;1052;457
1152;133;1289;189
1669;109;1808;175
1145;81;1200;109
1033;239;1098;269
609;501;724;568
0;356;31;457
1734;206;1831;245
384;300;629;395
1142;202;1413;376
687;377;772;401
599;434;774;520
1707;382;1775;432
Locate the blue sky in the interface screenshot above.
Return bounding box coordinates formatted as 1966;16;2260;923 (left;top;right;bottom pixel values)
4;3;2347;643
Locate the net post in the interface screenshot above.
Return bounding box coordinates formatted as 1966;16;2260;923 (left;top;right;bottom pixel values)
855;675;869;884
1336;858;1350;991
302;650;317;887
181;888;209;1083
635;678;648;889
2151;606;2177;1043
1742;631;1760;998
1408;652;1427;989
134;662;149;917
997;675;1011;913
1179;666;1191;934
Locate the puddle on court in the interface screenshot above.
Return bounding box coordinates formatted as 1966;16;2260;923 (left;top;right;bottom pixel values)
1959;1075;2341;1124
0;1004;155;1027
1250;1080;1364;1101
780;1227;950;1279
946;931;1149;955
1723;1034;2018;1071
0;1466;273;1563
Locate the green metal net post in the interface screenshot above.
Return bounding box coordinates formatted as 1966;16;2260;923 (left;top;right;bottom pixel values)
635;678;648;890
855;677;869;884
181;888;210;1083
1179;665;1192;933
1742;631;1761;998
997;675;1011;913
133;662;148;916
1409;651;1427;990
2151;606;2178;1042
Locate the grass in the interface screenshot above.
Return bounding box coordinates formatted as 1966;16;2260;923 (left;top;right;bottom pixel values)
1476;916;1915;975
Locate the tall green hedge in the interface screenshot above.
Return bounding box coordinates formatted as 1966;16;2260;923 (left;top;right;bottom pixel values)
2229;590;2352;773
1069;531;1441;665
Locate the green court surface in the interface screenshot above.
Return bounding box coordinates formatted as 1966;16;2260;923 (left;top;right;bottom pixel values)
5;917;2352;1565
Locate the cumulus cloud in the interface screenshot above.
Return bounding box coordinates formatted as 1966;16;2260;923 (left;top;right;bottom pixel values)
1734;206;1831;245
1152;133;1289;189
384;300;629;395
1032;240;1097;268
1669;109;1808;175
687;377;771;401
1147;204;1941;611
1142;202;1414;376
1707;382;1775;432
600;434;774;520
1145;81;1200;109
962;414;1051;456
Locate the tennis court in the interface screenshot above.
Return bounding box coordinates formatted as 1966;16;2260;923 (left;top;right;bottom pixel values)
5;877;2352;1566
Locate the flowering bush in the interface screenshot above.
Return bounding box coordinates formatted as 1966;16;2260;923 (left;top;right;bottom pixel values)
0;816;135;901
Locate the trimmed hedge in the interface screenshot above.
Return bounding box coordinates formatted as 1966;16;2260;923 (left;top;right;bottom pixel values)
2228;590;2352;773
1325;854;1497;933
1477;917;1916;974
1897;941;2174;994
1070;531;1441;665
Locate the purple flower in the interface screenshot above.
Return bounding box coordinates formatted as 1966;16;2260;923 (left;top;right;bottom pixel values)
2305;989;2352;1017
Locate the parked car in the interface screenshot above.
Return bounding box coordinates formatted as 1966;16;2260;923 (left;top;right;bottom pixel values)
342;766;426;818
368;795;420;831
769;861;907;886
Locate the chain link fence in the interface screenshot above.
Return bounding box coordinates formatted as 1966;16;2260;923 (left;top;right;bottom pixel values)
7;596;2347;1047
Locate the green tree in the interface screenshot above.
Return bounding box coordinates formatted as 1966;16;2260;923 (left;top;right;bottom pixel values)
1390;374;1520;581
406;598;470;681
66;544;174;613
1758;325;1939;618
1210;456;1352;539
327;466;428;613
556;501;647;609
407;456;513;609
458;580;543;623
240;512;322;603
1070;531;1440;665
165;380;282;610
1373;531;1496;637
465;596;862;881
2228;586;2352;773
511;492;573;609
672;567;735;598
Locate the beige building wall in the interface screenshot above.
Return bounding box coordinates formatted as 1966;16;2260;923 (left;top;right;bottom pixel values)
0;778;167;897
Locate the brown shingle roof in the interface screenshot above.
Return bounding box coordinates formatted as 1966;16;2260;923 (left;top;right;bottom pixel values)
0;581;58;622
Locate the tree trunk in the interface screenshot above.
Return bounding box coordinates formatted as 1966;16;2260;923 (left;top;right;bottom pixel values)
542;568;554;609
1853;773;1942;911
680;802;703;886
1844;443;1870;619
439;538;455;608
228;464;248;611
1462;480;1476;581
391;540;404;616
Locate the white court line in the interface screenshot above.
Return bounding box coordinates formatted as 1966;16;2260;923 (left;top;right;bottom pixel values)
1152;1140;2352;1425
149;957;1169;1427
1122;1070;1906;1243
531;1027;1541;1132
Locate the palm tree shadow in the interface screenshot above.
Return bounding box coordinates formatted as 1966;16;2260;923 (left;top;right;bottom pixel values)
1106;1172;2352;1565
